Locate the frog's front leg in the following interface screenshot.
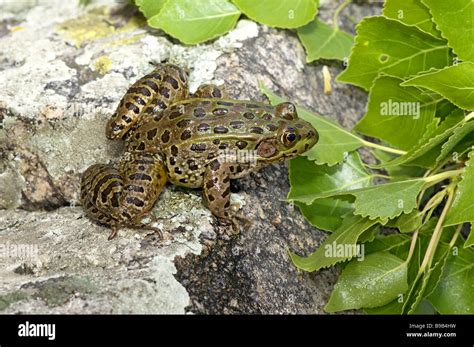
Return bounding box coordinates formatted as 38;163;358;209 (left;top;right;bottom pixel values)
81;153;167;239
202;158;233;223
192;84;228;99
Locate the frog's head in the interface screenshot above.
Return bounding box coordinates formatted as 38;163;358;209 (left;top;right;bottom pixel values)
255;102;318;163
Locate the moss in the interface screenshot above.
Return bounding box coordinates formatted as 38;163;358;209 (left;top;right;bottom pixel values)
29;276;97;307
93;55;113;75
0;291;28;311
56;6;145;48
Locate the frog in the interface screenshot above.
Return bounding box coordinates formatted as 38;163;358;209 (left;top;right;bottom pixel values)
80;63;319;240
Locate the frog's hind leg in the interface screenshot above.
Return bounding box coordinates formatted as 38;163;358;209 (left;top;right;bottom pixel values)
192;84;228;99
106;64;190;140
80;154;167;239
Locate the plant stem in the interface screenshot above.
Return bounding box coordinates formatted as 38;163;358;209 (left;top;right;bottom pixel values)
361;139;407;155
333;0;352;30
405;230;419;265
418;184;455;274
449;224;462;247
466;111;474;122
423;169;463;186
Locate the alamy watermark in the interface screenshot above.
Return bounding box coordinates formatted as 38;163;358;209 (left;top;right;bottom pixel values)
218;149;258;166
325;242;365;261
380;99;420;119
0;242;39;261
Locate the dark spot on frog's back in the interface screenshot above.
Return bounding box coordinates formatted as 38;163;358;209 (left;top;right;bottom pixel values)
169;110;183;119
191;143;206;152
136;142;146;151
161;130;170;143
265;123;278;131
250;127;264;134
216;100;233;107
230;121;244;129
243;112;254;120
147;128;157;141
197;123;210;132
214;126;229;134
263;113;273;120
171;145;178;156
176;119;191;128
213;108;228;116
180;130;192;140
193;107;206;118
212;89;222;98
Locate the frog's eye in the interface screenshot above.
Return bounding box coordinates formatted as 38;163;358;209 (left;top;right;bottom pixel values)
282;131;298;146
276;102;297;120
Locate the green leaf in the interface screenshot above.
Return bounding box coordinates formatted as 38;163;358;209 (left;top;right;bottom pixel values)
365;233;412;255
436;120;474;164
387;210;424;233
325;252;408;312
288;153;373;204
135;0;167;18
427;246;474;314
372;149;426;178
464;224;473;248
402;63;474;110
260;84;364;166
337;16;452;90
355;75;437;151
383;0;442;38
445;151;474;226
297;19;353;61
358;224;380;243
290;215;378;272
422;0;474;61
364;299;404;314
373;108;465;169
148;0;241;44
232;0;318;29
295;199;353;232
339;179;426;221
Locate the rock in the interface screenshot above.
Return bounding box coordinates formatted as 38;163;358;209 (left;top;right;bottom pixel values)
0;0;380;313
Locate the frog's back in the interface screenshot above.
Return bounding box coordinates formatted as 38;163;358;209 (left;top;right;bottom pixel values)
128;99;281;151
126;98;282;187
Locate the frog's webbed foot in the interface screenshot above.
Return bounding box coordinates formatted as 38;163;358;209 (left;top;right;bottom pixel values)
192;84;228;99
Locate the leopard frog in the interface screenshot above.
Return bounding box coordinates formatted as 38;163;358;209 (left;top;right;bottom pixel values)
80;63;318;239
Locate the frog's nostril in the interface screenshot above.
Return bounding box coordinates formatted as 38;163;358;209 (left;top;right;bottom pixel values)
307;130;315;138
